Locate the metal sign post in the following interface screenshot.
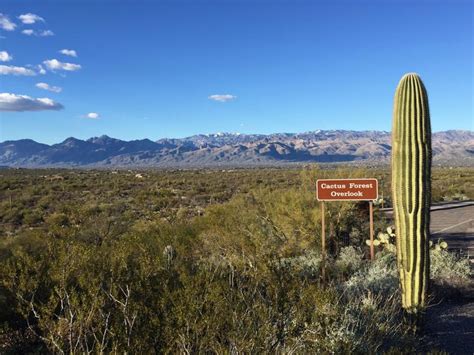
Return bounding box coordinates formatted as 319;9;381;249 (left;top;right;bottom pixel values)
321;201;326;283
369;200;374;260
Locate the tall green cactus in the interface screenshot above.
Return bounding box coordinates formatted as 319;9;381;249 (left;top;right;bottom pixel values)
392;73;431;313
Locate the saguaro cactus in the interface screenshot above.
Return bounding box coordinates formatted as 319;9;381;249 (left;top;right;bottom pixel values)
392;73;431;313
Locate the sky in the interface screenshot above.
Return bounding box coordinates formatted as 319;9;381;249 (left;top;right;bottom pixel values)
0;0;472;144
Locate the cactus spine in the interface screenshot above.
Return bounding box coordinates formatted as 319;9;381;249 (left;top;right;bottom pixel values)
392;73;431;312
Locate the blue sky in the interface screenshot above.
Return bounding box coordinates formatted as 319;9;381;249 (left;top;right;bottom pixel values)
0;0;472;144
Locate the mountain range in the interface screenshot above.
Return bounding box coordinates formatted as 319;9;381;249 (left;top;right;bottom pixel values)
1;130;473;168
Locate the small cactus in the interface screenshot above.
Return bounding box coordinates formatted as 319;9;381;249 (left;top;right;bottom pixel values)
386;226;395;237
366;239;381;247
366;229;396;250
378;233;390;244
431;240;448;251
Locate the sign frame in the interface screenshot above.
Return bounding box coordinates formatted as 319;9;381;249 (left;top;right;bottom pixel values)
316;178;378;202
317;178;379;274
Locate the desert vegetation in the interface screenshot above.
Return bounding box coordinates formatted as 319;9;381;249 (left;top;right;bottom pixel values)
0;166;472;353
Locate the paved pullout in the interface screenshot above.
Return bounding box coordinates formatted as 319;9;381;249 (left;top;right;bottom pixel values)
382;201;474;262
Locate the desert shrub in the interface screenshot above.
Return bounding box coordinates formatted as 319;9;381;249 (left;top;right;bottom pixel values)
335;246;365;276
430;247;471;282
44;212;70;228
369;230;472;286
1;207;23;225
343;251;399;296
299;291;408;354
171;253;408;354
0;210;412;353
7;167;472;352
198;191;319;269
275;251;322;279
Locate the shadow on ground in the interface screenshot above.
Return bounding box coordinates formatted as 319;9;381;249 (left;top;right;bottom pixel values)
422;281;474;354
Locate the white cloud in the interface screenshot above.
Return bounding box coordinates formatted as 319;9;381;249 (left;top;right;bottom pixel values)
0;14;16;31
22;29;54;37
0;93;63;112
18;13;45;24
208;94;237;102
37;65;46;75
59;49;77;57
0;65;36;76
39;30;54;37
84;112;100;119
36;82;62;93
43;59;81;72
0;51;12;62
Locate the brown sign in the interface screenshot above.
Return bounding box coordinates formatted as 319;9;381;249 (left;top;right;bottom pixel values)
316;178;378;201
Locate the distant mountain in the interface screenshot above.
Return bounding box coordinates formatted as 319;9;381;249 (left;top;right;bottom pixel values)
1;130;472;167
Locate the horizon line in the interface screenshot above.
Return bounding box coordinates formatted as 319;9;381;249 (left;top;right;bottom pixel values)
1;128;472;146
